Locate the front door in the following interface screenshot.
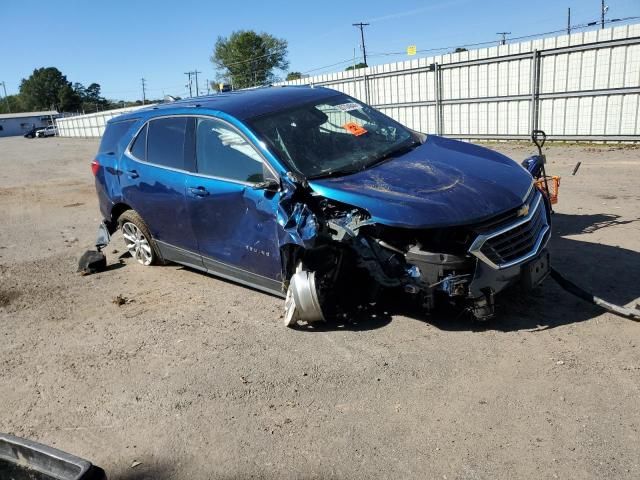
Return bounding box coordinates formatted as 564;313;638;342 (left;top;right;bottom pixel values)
184;116;282;293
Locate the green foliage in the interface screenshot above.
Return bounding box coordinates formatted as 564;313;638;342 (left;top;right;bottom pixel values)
19;67;81;111
0;95;25;114
211;30;289;89
10;69;112;113
345;62;368;71
77;82;109;112
286;71;303;81
454;47;468;53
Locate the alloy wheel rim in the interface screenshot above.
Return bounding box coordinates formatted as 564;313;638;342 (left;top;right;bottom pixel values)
122;222;152;266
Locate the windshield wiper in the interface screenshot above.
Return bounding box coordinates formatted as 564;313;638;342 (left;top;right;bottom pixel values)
307;166;364;180
363;139;421;170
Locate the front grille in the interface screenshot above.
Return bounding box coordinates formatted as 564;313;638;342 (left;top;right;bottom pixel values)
469;191;549;269
473;185;537;233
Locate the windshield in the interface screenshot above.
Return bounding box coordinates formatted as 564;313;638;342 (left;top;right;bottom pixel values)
247;95;418;178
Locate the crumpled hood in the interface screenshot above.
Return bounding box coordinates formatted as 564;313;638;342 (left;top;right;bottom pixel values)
307;135;533;229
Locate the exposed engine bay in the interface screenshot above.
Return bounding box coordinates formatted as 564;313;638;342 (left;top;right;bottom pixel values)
280;178;552;327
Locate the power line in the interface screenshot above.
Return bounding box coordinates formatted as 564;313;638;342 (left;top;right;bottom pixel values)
302;57;359;74
365;15;640;60
352;22;370;66
287;15;639;79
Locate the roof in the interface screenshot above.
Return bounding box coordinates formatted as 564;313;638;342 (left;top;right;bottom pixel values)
0;110;58;120
125;86;341;121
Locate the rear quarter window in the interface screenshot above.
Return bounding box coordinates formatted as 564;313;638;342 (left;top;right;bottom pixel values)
98;119;136;154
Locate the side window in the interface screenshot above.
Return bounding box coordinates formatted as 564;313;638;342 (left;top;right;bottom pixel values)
195;118;264;183
146;117;188;170
130;123;147;160
99;119;135;154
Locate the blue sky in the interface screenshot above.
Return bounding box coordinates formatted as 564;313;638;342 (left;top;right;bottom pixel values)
1;0;638;100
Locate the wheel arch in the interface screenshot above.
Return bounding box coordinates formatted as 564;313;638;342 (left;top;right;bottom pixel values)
110;202;132;226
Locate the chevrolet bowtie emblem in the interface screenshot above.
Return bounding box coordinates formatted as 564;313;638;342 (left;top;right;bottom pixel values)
517;204;530;217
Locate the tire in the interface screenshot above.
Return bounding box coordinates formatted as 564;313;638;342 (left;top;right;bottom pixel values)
118;210;161;266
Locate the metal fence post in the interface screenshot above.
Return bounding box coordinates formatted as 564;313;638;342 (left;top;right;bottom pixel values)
434;62;442;135
363;70;370;105
529;49;541;134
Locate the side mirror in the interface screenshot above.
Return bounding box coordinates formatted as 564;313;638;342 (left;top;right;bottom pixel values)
252;178;280;192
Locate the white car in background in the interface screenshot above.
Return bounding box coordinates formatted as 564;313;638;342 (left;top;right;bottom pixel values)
36;125;58;138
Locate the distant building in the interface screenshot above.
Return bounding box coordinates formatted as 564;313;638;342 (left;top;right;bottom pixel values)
0;111;59;137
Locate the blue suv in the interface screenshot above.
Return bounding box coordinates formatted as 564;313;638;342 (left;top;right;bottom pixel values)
92;86;551;326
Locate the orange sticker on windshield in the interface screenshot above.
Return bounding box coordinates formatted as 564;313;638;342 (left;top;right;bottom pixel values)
343;122;368;136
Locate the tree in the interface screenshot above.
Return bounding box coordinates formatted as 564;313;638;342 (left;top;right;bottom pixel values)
0;95;25;114
211;30;289;89
345;62;368;71
84;83;104;103
58;83;82;112
81;83;108;112
19;67;81;111
286;71;303;81
454;47;468;53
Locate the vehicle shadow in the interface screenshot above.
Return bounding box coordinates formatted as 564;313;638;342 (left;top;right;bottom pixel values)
307;212;640;333
292;307;393;332
111;212;639;334
107;461;175;480
420;212;640;332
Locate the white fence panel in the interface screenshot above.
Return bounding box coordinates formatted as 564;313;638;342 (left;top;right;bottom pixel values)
277;23;640;141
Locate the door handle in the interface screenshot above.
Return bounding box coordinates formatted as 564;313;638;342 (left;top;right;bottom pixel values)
188;186;209;197
126;169;139;179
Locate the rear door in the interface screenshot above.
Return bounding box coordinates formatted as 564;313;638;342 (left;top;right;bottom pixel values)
183;116;282;293
120;116;201;267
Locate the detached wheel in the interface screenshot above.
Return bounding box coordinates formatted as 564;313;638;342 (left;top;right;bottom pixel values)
283;263;325;327
118;210;158;266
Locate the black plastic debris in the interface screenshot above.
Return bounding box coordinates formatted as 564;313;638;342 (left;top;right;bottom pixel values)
77;250;107;275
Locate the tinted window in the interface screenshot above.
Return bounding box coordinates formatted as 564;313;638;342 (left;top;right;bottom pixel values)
98;119;135;154
147;117;188;170
130;124;147;160
195;118;264;183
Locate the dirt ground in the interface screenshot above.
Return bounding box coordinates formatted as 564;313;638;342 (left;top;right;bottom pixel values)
1;135;639;480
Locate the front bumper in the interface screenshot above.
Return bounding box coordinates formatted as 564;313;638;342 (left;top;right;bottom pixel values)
468;249;550;299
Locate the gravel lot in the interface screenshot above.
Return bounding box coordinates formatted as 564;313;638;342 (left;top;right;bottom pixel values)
1;135;639;480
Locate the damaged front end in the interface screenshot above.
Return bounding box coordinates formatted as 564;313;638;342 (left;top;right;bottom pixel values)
279;181;552;326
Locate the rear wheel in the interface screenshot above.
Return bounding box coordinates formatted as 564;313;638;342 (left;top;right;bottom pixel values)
118;210;158;266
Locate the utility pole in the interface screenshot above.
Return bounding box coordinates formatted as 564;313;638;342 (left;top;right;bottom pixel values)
184;72;193;97
193;70;202;96
0;81;10;113
352;22;370;66
141;78;147;105
601;0;607;29
497;32;511;46
567;7;571;35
